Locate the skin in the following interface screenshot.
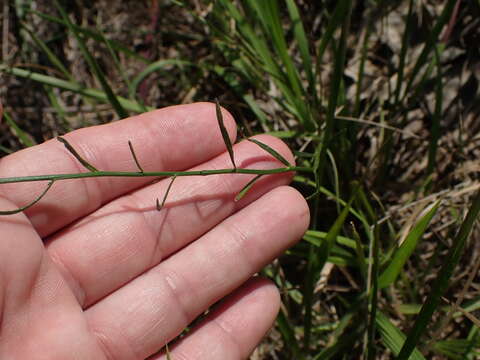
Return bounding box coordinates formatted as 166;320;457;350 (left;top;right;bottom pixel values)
0;102;310;360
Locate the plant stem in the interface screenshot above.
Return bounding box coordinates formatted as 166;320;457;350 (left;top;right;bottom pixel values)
0;166;312;185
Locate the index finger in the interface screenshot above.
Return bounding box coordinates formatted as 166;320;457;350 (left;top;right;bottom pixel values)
0;102;237;237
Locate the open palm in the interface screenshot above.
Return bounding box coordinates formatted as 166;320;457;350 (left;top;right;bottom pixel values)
0;103;309;359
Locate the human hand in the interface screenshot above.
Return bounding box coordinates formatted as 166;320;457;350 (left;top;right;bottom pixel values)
0;102;309;359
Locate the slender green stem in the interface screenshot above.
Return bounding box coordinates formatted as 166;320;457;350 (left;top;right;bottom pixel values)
0;180;54;215
0;166;312;185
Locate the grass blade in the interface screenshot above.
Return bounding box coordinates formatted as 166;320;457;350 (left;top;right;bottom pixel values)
304;192;353;348
366;224;380;360
128;140;144;173
129;59;193;99
402;0;457;101
247;138;291;166
394;0;414;104
215;99;236;169
376;311;426;360
57;137;98;172
314;0;352;187
315;0;351;75
235;174;262;201
2;66;148;112
397;190;480;359
21;24;74;81
378;201;440;288
53;0;128;119
314;324;365;360
285;0;315;94
29;9;149;63
156;176;177;211
277;309;303;359
3;111;36;147
427;46;443;176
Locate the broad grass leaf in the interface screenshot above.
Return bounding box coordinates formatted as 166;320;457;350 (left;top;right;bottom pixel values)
376;311;426;360
378;201;440;288
397;191;480;359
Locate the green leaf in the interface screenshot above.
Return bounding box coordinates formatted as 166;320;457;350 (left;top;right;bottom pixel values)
276;309;303;359
433;338;480;360
57;137;98;172
303;230;357;249
378;201;440;288
2;66;148;113
376;311;426;360
130;59;193;99
29;10;148;63
402;0;457;101
128;141;144;173
215;99;236;169
351;223;368;278
54;0;128;119
247;138;291;166
0;180;54;215
3;111;36;147
314;0;352;188
397;190;480;359
22;24;75;81
285;0;315;95
235;174;262;201
394;0;415;104
156;176;177;211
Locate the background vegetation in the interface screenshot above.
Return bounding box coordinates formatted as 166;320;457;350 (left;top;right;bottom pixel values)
1;0;480;358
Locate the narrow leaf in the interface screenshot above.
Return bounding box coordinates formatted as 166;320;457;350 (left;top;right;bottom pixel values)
235;174;262;201
378;201;440;288
0;180;54;215
397;190;480;359
29;10;149;63
128;140;144;173
3;111;36;147
276;309;302;359
376;311;426;360
130;59;193;99
57;137;98;172
402;0;457;100
215;99;236;169
54;0;128;119
1;66;149;113
22;24;74;81
443;297;480;328
351;222;368;278
156;176;177;211
247;138;292;166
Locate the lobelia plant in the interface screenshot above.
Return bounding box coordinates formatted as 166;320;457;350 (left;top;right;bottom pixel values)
0;100;309;216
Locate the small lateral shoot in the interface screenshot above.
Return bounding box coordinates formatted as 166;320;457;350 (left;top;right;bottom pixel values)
215;99;236;170
57;137;98;172
235;174;263;201
0;180;54;215
156;176;177;211
128;140;144;173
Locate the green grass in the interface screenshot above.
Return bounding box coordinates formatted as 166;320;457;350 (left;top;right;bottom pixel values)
2;0;480;358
